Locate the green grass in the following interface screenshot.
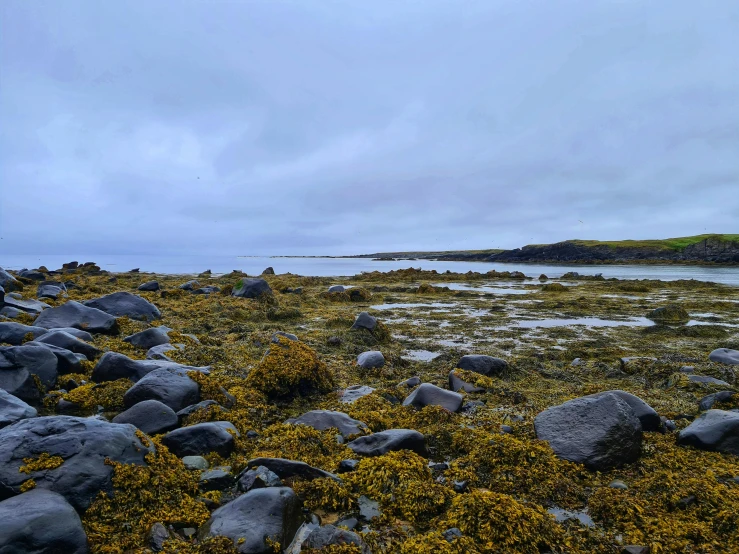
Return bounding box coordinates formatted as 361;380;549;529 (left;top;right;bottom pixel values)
553;234;739;251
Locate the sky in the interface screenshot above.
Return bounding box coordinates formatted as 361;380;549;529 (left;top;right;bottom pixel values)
1;0;738;256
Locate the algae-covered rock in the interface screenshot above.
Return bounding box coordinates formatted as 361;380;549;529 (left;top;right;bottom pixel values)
646;304;690;323
232;278;272;299
287;410;368;438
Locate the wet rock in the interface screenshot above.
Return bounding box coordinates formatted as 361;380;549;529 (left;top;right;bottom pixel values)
340;385;375;403
176;400;221;423
182;456;209;470
92;351;208;383
112;399;179;435
146;343;180;361
709;348;739;365
357;350;385;369
232;278;272;299
84;292;161;322
646;304;689;323
456;354;508;376
699;391;736;411
350;311;377;331
443;528;464;542
48;327;94;341
0;267;22;292
398;376;421;388
123;368;200;412
0;489;88;554
35;330;101;359
358;496;381;521
686;375;731;386
179;280;200;291
148;522;170;552
34;301;119;334
199;468;235;491
199;487;302;553
19;269;46;281
403;383;463;412
138;281;160;292
162;421;236;457
449;370;486;393
262;267;275;275
2;296;51;315
0;388;37;428
0;345;59;403
286;410;368;438
123;326;171;349
23;341;84;375
243;457;341;482
37;284;65;300
677;409;739;456
534;392;643;471
238;465;283;492
348;429;428;457
0;322;48;345
337;459;359;473
328;285;345;293
303;524;371;554
0;415;153;511
585;390;661;432
609;480;628;490
193;286;221;295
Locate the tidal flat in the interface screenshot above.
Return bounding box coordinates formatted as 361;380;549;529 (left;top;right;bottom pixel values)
2;265;739;554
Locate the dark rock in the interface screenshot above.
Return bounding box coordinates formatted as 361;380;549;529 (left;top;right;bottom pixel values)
179;280;200;291
621;547;650;554
286;410;368;438
0;388;37;428
243;457;341;482
699;391;736;411
0;306;23;319
677;409;739;456
138;281;160;292
0;322;48;345
35;330;102;359
677;495;697;509
534;392;643;471
646;305;689;323
0;267;22;292
340;385;375;404
0;345;58;402
337;459;359;473
453;480;468;493
328;285;345;293
123;368;200;412
123;326;171;349
585;390;661;432
449;370;486;393
146;343;180;361
686;374;730;386
56;398;79;414
443;528;463;542
148;522;169;552
336;517;359;530
232;278;272;299
262;267;275;275
34;301;119;334
327;336;342;346
112;399;179;435
199;487;302;554
84;292;161;322
37;284;66;300
237;465;283;492
461;400;486;413
0;415;153;511
358;496;381;521
176;400;221;422
0;489;88;554
2;296;51;315
48;328;94;341
398;376;421;388
350;311;377;331
402;383;463;412
303;524;371;554
19;269;46;281
709;348;739;365
92;351;208;383
357;350;385;369
162;422;236;457
193;286;221;295
23;341;85;375
199;468;235;491
271;331;298;343
347;429;428;457
456;354;508;376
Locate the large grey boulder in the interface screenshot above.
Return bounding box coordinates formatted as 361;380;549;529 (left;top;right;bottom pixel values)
0;489;88;554
402;383;463;412
350;312;377;331
0;416;154;511
456;354;508;376
138;281;160;292
0;345;58;403
286;410;367;439
37;284;65;300
123;368;200;411
92;351;208;383
328;285;345;293
3;296;51;315
0;388;37;428
708;348;739;365
534;393;643;471
34;301;119;334
162;422;236;457
357;351;385;369
84;292;161;322
699;391;736;411
0;322;47;345
677;409;739;456
585;390;661;432
48;328;94;341
35;330;101;359
347;429;428;457
123;327;171;350
198;487;302;554
23;341;85;375
232;278;272;299
0;267;21;292
112;399;179;435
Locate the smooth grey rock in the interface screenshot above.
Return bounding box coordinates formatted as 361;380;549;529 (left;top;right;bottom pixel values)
193;286;221;295
456;354;508;376
286;410;368;438
347;429;428;457
0;489;88;554
357;350;385;369
84;292;161;322
358;496;381;521
677;409;739;456
162;422;235;457
0;415;153;511
2;296;51;315
92;351;208;383
138;281;160;291
709;348;739;365
328;285;345;293
23;341;85;375
398;376;421;388
176;400;221;423
123;368;200;412
0;388;37;428
0;322;47;345
448;370;485;393
182;456;209;470
232;278;272;299
37;284;65;300
402;383;463;412
35;330;101;359
339;385;375;404
262;267;275;275
243;458;341;482
699;391;736;411
148;522;169;552
199;468;235;491
303;524;371;554
34;301;119;334
179;280;200;291
585;390;661;432
0;306;23;319
47;328;94;341
0;345;58;402
238;466;283;492
123;327;171;349
350;311;377;331
18;269;45;281
146;343;180;361
534;393;643;471
198;487;302;554
112;399;179;435
687;375;731;386
0;267;22;292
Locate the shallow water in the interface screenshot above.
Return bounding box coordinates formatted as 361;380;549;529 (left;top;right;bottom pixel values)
547;507;595;527
513;317;655;328
434;282;534;295
402;349;441;362
370;302;456;311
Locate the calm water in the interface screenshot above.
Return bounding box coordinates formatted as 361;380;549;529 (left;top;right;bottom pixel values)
1;254;737;285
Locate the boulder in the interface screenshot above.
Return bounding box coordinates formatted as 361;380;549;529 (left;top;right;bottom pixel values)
350;312;377;331
709;348;739;365
146;343;180;361
162;422;236;457
677;409;739;456
176;400;221;423
398;376;421;388
0;388;37;428
448;370;485;393
340;385;375;404
534;393;643;471
347;429;428;457
456;354;508;376
402;383;463;412
199;468;235;492
0;415;154;511
34;301;119;334
243;458;340;482
2;296;51;315
123;327;171;349
0;322;47;345
92;351;208;383
84;292;161;322
238;466;283;492
198;487;302;554
193;286;221;295
112;399;179;435
182;456;209;470
262;267;275;275
138;281;160;292
0;267;22;292
271;331;298;343
699;391;736;411
23;341;85;375
286;410;368;439
303;524;371;554
0;489;88;554
0;345;58;402
686;375;730;386
357;351;385;369
37;284;66;300
328;285;345;293
48;328;94;341
35;330;101;359
232;278;272;299
585;390;661;432
19;269;45;281
123;368;200;412
179;280;200;291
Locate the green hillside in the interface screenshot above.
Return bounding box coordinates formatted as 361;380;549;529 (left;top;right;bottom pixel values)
552;234;739;251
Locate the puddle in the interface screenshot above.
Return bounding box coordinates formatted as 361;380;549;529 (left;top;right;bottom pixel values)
547;507;595;527
512;317;655;329
402;349;441;362
370;302;456;311
435;282;533;295
600;294;643;300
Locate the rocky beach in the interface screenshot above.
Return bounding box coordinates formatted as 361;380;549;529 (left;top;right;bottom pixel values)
0;262;738;553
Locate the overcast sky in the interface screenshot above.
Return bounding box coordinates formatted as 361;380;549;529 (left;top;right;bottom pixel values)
1;1;738;256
